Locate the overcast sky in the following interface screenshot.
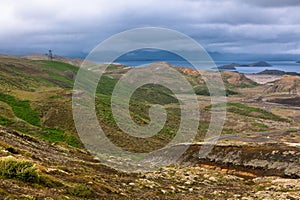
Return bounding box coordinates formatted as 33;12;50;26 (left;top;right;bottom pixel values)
1;0;300;57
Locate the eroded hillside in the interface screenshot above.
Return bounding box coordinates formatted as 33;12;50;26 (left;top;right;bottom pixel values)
0;56;299;199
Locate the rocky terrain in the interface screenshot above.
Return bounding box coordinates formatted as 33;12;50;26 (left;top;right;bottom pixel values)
264;75;300;94
1;126;300;199
245;74;282;84
0;55;299;199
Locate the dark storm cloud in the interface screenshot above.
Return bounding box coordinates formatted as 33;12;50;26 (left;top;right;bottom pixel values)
242;0;300;8
0;0;300;56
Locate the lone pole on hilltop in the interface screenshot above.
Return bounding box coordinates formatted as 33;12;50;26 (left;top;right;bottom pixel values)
48;50;53;61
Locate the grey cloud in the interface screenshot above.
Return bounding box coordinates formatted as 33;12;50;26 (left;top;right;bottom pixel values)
242;0;300;7
0;0;300;56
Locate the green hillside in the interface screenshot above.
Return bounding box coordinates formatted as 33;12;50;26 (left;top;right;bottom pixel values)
0;56;290;149
0;56;298;199
0;57;184;150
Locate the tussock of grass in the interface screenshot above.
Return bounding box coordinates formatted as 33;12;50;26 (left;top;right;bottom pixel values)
252;122;268;128
0;157;65;188
38;174;64;188
67;184;94;198
49;95;62;99
0;157;39;183
286;129;298;133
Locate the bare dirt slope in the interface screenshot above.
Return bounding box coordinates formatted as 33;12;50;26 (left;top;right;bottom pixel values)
264;75;300;94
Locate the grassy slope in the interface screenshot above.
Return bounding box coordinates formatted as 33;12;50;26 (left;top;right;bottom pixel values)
0;57;82;147
0;57;185;150
0;56;292;149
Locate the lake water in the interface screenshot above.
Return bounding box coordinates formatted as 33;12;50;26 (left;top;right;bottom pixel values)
115;60;300;74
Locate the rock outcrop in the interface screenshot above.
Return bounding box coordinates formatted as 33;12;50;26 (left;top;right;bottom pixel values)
222;71;258;87
264;75;300;94
144;142;300;178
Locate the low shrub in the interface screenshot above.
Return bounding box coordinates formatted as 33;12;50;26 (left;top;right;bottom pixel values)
286;129;298;133
252;122;268;128
0;156;39;183
39;174;64;188
68;184;93;198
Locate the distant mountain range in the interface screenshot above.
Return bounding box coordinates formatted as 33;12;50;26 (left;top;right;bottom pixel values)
112;49;300;62
2;49;299;64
